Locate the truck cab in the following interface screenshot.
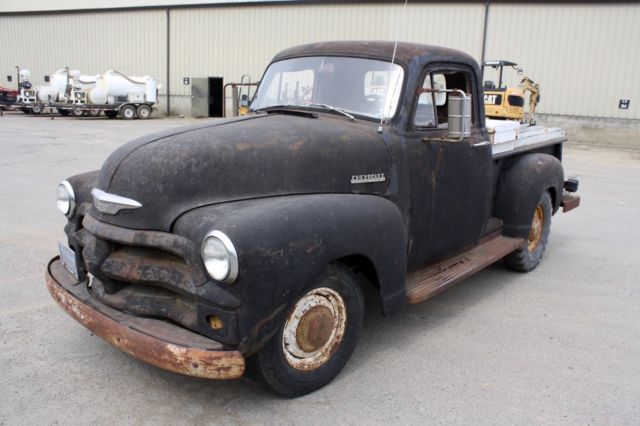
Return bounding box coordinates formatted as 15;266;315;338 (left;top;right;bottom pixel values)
47;41;580;397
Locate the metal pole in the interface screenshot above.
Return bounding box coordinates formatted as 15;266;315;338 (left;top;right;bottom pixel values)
166;8;171;116
480;0;490;81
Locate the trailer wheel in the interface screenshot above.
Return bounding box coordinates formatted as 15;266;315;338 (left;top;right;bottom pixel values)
121;105;136;120
57;108;71;116
104;110;118;119
71;109;84;117
88;109;101;117
136;104;152;119
248;263;364;397
504;192;552;272
31;105;43;114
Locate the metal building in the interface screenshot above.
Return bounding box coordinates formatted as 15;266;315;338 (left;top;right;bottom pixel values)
1;1;638;119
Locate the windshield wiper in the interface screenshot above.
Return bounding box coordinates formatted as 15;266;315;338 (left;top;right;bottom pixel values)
307;103;355;121
252;104;294;113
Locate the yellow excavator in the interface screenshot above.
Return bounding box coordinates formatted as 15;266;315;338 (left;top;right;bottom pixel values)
482;60;540;125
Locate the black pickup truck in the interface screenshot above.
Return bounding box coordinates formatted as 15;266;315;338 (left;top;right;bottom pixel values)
47;41;580;397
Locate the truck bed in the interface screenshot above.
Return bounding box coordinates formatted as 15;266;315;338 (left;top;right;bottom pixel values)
487;119;566;158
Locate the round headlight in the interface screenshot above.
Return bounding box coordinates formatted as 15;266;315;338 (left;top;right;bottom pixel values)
56;180;75;217
202;230;238;283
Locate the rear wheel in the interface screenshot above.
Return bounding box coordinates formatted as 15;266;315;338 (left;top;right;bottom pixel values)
57;108;71;116
121;105;136;120
249;263;364;397
504;192;552;272
31;105;43;114
71;109;85;117
88;109;101;117
104;110;118;119
136;104;152;119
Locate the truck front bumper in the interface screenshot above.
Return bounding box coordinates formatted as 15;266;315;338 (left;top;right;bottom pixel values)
46;256;245;380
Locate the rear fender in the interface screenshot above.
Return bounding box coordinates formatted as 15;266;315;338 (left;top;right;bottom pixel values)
494;153;564;238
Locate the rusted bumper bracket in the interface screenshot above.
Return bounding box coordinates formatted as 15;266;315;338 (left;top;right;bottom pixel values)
561;192;581;213
45;257;245;380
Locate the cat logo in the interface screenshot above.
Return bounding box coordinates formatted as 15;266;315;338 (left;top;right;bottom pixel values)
484;94;498;105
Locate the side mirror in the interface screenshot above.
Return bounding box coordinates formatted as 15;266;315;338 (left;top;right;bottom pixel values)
448;94;471;140
433;73;447;106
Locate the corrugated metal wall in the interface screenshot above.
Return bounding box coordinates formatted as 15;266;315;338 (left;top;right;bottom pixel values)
0;11;166;94
1;2;638;119
169;3;484;112
485;3;640;119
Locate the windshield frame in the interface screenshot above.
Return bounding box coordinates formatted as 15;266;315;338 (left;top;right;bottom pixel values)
251;54;408;123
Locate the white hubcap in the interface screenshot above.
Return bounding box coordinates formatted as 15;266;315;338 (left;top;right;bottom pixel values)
282;287;347;370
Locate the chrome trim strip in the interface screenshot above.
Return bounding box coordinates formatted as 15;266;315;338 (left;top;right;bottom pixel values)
91;188;142;215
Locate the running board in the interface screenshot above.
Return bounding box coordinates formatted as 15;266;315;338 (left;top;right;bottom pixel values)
406;236;524;304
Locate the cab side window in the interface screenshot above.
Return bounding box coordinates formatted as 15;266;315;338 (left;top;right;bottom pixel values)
414;70;474;129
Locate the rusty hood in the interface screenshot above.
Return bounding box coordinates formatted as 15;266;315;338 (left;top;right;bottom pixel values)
91;113;391;231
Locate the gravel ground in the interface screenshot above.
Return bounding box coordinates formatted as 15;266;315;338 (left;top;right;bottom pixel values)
1;112;639;425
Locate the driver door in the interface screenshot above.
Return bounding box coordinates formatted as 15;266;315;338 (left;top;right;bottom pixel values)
406;67;492;267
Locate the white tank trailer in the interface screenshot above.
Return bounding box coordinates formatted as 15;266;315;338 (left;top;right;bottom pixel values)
15;68;159;119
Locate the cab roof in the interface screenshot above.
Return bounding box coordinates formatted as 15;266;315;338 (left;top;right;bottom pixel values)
272;40;479;69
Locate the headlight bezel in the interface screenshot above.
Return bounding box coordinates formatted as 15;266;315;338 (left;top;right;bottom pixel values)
56;180;76;218
201;230;239;283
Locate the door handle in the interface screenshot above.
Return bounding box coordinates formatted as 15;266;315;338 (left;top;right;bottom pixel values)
473;141;491;148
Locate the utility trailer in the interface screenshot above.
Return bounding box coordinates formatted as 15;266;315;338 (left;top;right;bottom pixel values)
14;100;155;119
50;101;155;119
0;85;18;112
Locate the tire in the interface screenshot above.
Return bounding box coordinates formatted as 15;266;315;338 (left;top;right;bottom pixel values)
504;192;552;272
88;109;101;117
31;105;43;114
57;108;71;116
136;104;152;119
20;107;30;114
104;110;118;119
121;105;136;120
249;263;365;397
71;109;85;117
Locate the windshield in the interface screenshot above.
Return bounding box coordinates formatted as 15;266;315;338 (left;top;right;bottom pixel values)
251;56;405;120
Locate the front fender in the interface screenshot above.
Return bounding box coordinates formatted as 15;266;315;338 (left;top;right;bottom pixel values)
173;194;407;353
494;153;564;238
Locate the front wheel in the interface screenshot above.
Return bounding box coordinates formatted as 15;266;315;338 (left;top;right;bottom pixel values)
504;192;552;272
249;263;364;397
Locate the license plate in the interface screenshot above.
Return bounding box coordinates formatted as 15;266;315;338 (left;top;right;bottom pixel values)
58;240;79;280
